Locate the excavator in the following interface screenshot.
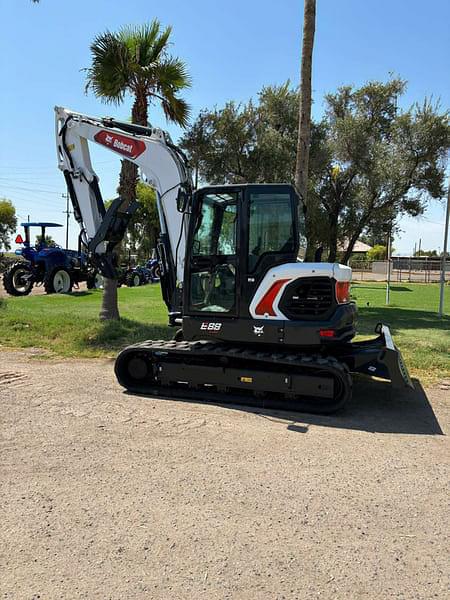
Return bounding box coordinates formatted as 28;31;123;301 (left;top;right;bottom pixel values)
55;106;413;413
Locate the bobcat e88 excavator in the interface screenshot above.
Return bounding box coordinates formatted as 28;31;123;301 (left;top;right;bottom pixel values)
55;106;413;414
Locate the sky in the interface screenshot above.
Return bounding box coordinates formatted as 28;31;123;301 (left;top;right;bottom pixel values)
0;0;449;254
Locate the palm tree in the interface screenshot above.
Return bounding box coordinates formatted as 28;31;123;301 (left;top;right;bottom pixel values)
86;20;191;320
294;0;316;261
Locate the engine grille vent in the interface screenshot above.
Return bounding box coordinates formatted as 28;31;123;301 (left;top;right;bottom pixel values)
279;277;334;320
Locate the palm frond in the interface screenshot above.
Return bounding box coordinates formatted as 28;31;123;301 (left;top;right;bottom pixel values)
85;31;131;103
118;20;172;67
153;57;192;91
160;94;191;128
148;24;173;61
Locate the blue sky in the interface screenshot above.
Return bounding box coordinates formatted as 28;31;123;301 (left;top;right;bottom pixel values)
0;0;449;253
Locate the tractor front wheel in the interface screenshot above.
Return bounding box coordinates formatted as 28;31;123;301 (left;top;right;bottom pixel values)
44;267;73;294
86;271;104;290
2;263;34;296
126;272;141;287
150;263;161;280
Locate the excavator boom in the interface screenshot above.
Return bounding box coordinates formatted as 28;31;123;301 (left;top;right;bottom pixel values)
55;106;191;312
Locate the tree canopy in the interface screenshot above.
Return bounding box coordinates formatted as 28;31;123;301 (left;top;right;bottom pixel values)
0;199;17;251
181;78;449;263
126;182;159;261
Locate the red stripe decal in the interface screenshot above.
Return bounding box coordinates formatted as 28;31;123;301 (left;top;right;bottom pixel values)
255;278;290;316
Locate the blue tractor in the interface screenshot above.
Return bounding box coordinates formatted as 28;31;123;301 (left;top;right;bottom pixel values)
2;222;102;296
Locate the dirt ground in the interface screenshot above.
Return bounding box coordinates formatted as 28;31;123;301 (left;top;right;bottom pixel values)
1;349;448;600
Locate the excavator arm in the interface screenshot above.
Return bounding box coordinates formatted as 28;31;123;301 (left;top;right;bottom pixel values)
55;106;192;314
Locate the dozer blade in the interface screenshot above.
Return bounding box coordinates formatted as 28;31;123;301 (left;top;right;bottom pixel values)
338;323;414;389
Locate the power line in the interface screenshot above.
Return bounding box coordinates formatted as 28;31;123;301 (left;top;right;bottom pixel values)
1;193;65;210
0;159;118;171
0;184;62;195
0;176;63;191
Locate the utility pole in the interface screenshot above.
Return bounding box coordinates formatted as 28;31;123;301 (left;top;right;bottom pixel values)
62;192;71;250
438;179;450;318
386;224;392;305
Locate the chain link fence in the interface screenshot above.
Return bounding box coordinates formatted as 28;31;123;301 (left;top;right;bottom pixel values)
349;258;450;282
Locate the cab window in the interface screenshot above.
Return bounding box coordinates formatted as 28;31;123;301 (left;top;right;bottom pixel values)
190;192;238;313
248;192;295;272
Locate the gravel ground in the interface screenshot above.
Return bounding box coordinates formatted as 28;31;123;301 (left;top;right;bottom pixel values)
1;349;448;599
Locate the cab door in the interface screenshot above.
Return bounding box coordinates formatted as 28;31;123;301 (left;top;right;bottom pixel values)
186;189;240;317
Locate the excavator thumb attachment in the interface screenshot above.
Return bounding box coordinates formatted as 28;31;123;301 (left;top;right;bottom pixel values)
88;197;139;278
339;323;414;389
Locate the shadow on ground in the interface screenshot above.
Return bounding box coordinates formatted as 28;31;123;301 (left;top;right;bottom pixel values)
81;317;172;352
70;290;92;297
280;378;444;436
125;377;444;436
356;306;450;335
353;284;414;292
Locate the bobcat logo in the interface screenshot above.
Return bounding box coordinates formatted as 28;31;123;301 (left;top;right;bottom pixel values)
253;325;264;337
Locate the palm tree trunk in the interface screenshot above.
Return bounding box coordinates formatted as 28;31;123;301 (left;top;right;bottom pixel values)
118;92;148;209
99;92;148;321
294;0;316;261
99;277;119;320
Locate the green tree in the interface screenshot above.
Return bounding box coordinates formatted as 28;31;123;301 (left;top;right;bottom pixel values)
318;80;449;263
0;199;17;251
85;20;191;320
180;101;258;184
127;182;159;260
180;83;325;185
367;245;388;261
414;249;438;257
184;79;449;264
35;234;56;247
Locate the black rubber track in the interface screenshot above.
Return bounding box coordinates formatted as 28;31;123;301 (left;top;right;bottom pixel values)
115;340;353;414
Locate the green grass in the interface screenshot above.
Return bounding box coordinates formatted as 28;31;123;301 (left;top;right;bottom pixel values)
0;282;449;382
351;282;449;382
0;285;172;358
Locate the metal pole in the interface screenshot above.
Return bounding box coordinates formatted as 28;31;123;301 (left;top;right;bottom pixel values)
62;193;70;250
386;224;392;305
438;180;450;317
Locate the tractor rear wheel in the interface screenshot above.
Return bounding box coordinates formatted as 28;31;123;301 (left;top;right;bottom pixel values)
44;267;73;294
3;263;34;296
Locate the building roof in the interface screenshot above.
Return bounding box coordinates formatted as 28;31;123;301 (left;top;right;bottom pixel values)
337;239;372;253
